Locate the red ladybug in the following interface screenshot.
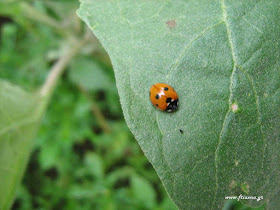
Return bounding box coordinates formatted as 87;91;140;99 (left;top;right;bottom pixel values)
149;83;179;112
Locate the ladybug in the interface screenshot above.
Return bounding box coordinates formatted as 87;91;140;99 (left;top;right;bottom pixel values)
149;83;179;112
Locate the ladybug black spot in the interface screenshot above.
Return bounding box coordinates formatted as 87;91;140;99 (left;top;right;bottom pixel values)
164;87;169;91
156;104;159;107
155;94;159;99
166;97;172;103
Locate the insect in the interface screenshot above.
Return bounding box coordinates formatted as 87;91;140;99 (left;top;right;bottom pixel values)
149;83;179;112
179;129;183;134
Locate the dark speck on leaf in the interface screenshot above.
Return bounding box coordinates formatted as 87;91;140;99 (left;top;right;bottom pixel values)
166;20;176;29
179;129;183;134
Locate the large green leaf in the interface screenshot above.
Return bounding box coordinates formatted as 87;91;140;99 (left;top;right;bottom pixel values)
0;80;44;209
78;0;280;209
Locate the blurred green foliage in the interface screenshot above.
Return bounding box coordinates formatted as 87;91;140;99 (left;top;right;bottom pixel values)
0;1;263;209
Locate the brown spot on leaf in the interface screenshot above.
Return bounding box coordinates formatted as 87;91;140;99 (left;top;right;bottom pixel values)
166;20;176;29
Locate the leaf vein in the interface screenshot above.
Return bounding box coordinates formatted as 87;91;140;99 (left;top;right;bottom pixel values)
155;111;176;174
166;21;224;79
185;153;214;179
0;116;39;137
237;65;267;168
242;41;264;66
212;0;238;208
242;16;264;35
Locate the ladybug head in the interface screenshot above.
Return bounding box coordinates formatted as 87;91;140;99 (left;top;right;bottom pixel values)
166;99;179;112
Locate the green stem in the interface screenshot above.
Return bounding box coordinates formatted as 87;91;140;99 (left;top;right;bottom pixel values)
78;86;111;133
40;37;89;99
19;2;68;36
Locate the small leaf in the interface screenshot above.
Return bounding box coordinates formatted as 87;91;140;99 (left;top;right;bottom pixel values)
84;152;104;179
69;57;112;91
0;80;44;209
78;1;280;209
131;175;156;209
